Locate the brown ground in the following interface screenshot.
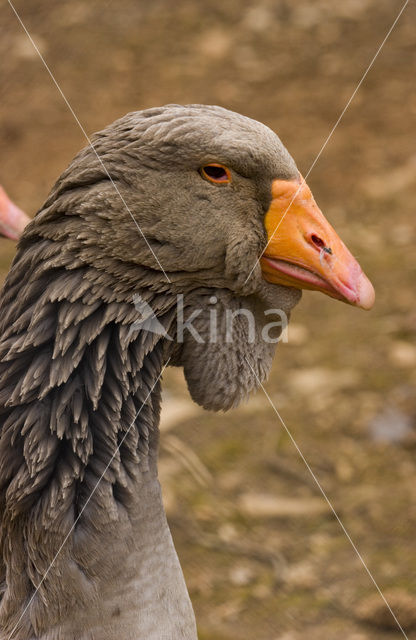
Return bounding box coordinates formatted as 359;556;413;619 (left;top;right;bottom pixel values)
1;1;416;638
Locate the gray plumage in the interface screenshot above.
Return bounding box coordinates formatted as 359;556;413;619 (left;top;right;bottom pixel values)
0;105;301;639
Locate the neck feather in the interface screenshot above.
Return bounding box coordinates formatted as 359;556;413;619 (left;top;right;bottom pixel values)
0;229;286;639
0;237;197;639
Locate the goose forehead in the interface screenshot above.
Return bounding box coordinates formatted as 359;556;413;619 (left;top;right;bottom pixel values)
111;105;299;178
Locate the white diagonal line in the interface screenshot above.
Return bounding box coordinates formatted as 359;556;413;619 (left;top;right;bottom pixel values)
7;357;170;640
244;0;409;286
244;357;409;639
7;0;171;284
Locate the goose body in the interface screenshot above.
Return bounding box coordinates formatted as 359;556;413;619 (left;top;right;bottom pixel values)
0;105;374;639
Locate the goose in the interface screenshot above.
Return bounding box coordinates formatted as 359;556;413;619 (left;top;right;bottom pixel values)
0;104;374;640
0;186;30;241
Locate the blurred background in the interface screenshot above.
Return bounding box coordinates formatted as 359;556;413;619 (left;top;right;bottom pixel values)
1;1;415;638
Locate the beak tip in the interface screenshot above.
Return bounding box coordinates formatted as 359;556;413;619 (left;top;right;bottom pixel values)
0;187;31;240
356;273;375;310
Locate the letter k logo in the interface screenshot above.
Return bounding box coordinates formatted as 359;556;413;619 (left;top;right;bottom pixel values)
129;294;172;340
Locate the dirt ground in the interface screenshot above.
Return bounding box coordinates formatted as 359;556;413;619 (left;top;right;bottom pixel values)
1;1;416;638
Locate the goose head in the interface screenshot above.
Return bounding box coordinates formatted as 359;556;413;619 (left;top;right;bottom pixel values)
43;105;373;303
23;105;374;412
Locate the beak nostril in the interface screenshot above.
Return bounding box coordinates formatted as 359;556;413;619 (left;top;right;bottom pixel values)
311;234;325;249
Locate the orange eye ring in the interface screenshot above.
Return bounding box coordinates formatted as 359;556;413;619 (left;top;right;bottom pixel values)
200;163;232;184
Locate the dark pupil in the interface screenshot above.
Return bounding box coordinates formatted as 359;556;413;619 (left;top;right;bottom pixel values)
204;165;227;180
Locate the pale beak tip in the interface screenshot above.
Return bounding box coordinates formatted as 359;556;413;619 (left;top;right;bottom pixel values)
16;211;31;235
356;273;375;310
0;186;31;240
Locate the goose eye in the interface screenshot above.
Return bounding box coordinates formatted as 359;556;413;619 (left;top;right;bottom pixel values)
200;163;231;184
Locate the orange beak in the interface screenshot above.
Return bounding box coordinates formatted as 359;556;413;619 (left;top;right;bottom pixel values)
0;186;30;241
260;178;375;310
